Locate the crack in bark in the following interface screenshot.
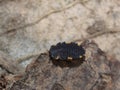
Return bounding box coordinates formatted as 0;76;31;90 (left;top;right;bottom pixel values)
73;29;120;42
0;0;80;37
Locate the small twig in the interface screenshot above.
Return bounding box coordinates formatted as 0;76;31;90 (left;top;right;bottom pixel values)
16;52;41;64
73;29;120;42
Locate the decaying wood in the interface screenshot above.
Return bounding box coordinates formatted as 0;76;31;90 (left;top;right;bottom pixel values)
3;40;118;90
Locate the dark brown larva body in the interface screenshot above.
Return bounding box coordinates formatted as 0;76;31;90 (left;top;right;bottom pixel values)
49;42;85;67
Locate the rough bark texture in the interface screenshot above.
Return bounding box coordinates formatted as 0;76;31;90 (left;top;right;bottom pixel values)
2;40;118;90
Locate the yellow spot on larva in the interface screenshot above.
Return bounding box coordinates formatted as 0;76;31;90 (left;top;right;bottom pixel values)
56;56;60;60
79;55;83;58
67;57;73;60
65;42;71;44
77;42;81;46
